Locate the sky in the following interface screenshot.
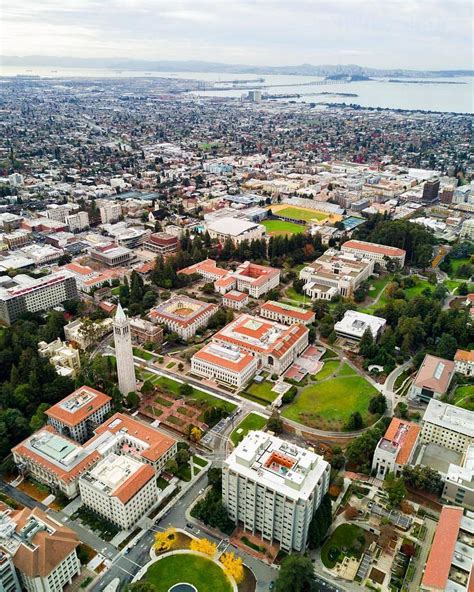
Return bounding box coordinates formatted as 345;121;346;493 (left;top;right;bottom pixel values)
1;0;472;70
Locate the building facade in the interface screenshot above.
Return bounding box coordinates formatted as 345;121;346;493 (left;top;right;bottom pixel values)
259;301;315;326
150;295;218;340
341;239;406;269
191;342;258;388
372;418;421;479
38;339;81;379
129;317;163;346
454;349;474;376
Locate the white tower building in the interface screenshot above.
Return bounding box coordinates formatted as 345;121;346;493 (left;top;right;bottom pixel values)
113;302;137;396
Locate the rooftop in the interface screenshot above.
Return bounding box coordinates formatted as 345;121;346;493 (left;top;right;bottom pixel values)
379;418;421;465
193;342;256;372
260;300;315;322
45;386;111;427
150;295;217;327
334;309;386;338
207;217;264;236
413;354;456;394
342;239;406;257
423;399;474;438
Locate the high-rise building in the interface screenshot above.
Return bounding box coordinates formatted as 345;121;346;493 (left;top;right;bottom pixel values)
222;431;330;552
113;302;137;396
422;179;440;203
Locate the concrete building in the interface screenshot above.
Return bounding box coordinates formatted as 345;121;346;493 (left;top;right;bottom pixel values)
0;271;78;325
214;261;280;298
442;445;474;510
66;211;89;232
0;507;81;592
212;313;309;376
420;400;473;455
0;550;21;592
222;431;330;552
259;301;315;326
20;245;63;267
191;342;258;388
45;386;112;444
150;295;218;340
372;418;421;479
409;354;456;403
299;248;374;300
79;453;157;530
455;349;474;376
38;338;81;378
4;230;30;250
64;318;113;349
99;203;122;224
334;309;386;342
129;317;163;346
422;178;440;203
90;245;134;268
113;303;137;396
421;506;473;592
460;218;474;240
143;232;179;255
341;239;406;269
207;217;265;245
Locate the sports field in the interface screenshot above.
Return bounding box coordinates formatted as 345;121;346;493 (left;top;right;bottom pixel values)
262;219;306;236
273;206;328;222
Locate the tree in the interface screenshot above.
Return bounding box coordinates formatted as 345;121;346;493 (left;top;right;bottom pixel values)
29;403;50;431
275;554;317;592
175;448;190;467
394;402;409;419
154;527;176;552
346;411;363;431
125;391;139;409
125;583;157;592
190;537;217;557
220;552;244;584
267;412;283;434
179;383;193;397
458;282;469;296
368;394;387;415
344;505;358;520
359;329;376;358
384;472;407;507
165;458;178;475
402;465;443;494
379;524;397;551
436;333;458;359
189;426;202;442
307;494;332;549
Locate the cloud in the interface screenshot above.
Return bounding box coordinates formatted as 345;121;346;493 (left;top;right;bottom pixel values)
1;0;472;69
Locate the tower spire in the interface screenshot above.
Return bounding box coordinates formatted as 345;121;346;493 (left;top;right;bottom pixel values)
113;302;136;396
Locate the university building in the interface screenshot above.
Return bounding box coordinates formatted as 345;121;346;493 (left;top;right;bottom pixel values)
341;239;406;269
150;295;218;340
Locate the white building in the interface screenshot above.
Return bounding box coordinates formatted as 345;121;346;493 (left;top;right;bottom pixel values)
191;343;258;388
222;431;330;552
259;301;315;326
341;239;406;269
0;271;78;325
214;261;280;298
150;295;218;340
299;248;374;300
207;217;265;245
19;244;63;266
79;453;157;530
0;507;81;592
45;386;112;444
460;218;474;239
454;349;474;376
420;399;474;455
99;203;122;224
222;291;249;310
38;338;81;378
113;303;137;396
90;245;133;268
372;418;421;479
66;211;89;232
334;309;386;342
212;313;309;375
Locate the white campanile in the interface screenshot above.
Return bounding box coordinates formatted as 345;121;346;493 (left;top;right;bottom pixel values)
113;301;137;396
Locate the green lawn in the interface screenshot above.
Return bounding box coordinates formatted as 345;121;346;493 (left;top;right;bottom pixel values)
444;279;474;294
321;348;338;361
313;360;340;380
284;286;310;304
275;206;327;222
450;257;471;276
321;524;366;568
339;362;357;376
245;380;278;403
262;219;306;236
230;413;267;445
404;278;433;299
156;377;237;413
133;347;155;361
193;455;208;467
367;275;392;298
111;286;120;295
145;553;232;592
282;375;379;430
451;385;474;411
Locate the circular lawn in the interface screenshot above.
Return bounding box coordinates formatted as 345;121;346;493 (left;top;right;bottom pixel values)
144;553;233;592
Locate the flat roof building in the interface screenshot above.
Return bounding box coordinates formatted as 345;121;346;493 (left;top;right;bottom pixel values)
207;217;265;245
223;431;330;552
334;309;386;342
420;399;474;454
38;338;81;379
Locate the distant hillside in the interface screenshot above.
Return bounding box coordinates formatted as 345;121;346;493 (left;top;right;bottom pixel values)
2;55;472;78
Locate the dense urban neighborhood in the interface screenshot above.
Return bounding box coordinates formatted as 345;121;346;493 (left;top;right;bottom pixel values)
0;73;472;592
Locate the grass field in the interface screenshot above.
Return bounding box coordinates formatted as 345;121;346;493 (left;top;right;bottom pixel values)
245;380;278;403
155;376;237;413
321;524;366;568
450;257;471;276
451;385;474;411
262;219;306;236
404;278;433;299
444;279;474;294
284;286;310;305
282;375;378;430
230;413;267;445
132;347;155;361
321;348;338;361
313;360;340;380
145;554;232;592
275;206;328;222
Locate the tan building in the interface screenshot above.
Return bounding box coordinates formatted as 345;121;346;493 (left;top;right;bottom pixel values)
454;349;474;376
259;301;315;326
191;342;258;388
207;217;265;245
129;317;163;345
0;506;81;592
38;339;81;379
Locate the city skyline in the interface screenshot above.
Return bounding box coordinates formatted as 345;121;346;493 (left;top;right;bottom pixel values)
2;0;472;70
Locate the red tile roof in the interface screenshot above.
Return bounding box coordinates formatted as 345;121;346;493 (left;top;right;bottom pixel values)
45;386;111;427
455;349;474;363
260;301;315;323
422;506;463;590
383;418;420;465
113;463;155;504
342;239;406;257
193;345;255;372
414;354;456;394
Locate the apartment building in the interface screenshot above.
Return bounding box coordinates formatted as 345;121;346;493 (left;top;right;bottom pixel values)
222;431;330;552
299;248;374;300
341;239;406;269
259;301;315;326
129;317;163;345
38;338;81;378
150;295;218;340
409;354;456;403
79;453;157;530
454;349;474;376
90;244;134;268
334;310;386;342
45;386;112;444
421;506;473;592
99;203;122;224
207;217;265;245
372;418;421;479
191;342;258;388
4;230;30;250
0;507;81;592
66;211;89;232
44;205;73;224
212;313;309;375
0;271;78;325
144;232;179;255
